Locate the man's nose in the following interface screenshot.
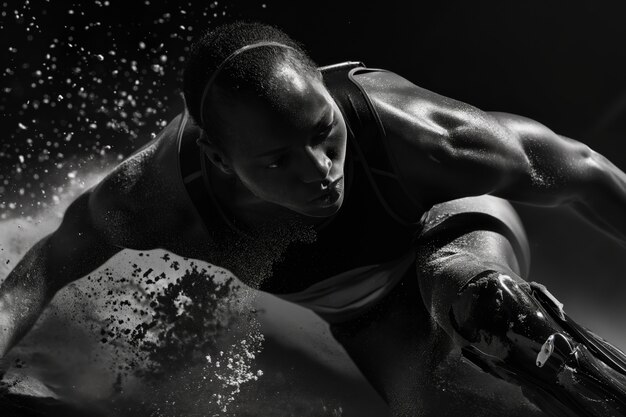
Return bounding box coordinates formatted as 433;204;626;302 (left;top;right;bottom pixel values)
300;145;332;183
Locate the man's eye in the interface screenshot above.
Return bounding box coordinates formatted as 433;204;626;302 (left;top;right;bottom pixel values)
320;123;334;138
267;155;286;169
311;124;334;147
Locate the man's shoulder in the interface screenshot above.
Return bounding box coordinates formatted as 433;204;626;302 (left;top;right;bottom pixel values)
352;68;447;109
349;67;504;204
352;66;490;137
88;114;208;250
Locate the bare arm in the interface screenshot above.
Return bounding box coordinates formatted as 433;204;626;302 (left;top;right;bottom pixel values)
0;191;124;357
358;71;626;247
0;113;211;360
424;110;626;247
489;113;626;245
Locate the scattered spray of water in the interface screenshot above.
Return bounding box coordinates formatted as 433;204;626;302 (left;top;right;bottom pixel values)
0;2;376;416
0;3;274;411
0;167;269;416
0;0;238;219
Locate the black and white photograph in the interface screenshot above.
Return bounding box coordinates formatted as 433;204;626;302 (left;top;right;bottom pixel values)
1;1;626;416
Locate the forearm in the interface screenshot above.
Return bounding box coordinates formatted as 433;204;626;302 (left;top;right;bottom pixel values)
0;192;126;357
0;236;58;357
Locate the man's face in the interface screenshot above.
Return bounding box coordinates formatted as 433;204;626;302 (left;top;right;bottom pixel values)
217;65;348;218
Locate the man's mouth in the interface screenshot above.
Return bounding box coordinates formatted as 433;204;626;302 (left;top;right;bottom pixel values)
310;177;343;204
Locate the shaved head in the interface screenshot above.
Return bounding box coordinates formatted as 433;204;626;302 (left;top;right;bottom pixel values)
183;22;321;146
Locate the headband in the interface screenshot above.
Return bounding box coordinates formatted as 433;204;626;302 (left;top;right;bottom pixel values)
198;41;298;128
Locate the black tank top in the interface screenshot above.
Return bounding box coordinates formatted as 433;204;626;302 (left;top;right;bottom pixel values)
178;62;426;294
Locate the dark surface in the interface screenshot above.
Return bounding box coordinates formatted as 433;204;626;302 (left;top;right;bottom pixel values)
3;1;626;160
0;393;99;417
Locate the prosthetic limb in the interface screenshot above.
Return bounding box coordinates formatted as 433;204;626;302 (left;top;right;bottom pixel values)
451;271;626;417
415;195;626;416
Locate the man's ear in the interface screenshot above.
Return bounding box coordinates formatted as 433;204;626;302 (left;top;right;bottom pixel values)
196;135;234;175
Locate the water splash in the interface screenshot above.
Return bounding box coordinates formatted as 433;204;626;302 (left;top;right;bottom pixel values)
0;163;269;417
0;0;233;219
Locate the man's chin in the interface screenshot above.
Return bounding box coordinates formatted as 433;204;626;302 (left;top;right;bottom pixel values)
297;194;344;218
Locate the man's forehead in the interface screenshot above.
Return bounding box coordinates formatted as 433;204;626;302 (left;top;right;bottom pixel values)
273;64;309;95
229;91;331;156
217;63;331;152
239;63;328;121
268;66;329;120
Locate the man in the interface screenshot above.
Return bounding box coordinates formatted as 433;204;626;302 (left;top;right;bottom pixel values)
2;21;626;416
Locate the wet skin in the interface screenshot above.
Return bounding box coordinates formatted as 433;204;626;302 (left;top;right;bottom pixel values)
193;62;626;247
198;66;349;224
55;59;626;256
149;64;626;415
3;59;626;416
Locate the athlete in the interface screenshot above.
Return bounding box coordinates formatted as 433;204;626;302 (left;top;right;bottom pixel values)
2;21;626;416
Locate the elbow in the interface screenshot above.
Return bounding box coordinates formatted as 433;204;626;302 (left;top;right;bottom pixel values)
567;145;606;203
529;143;616;209
582;146;607;181
571;145;623;204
